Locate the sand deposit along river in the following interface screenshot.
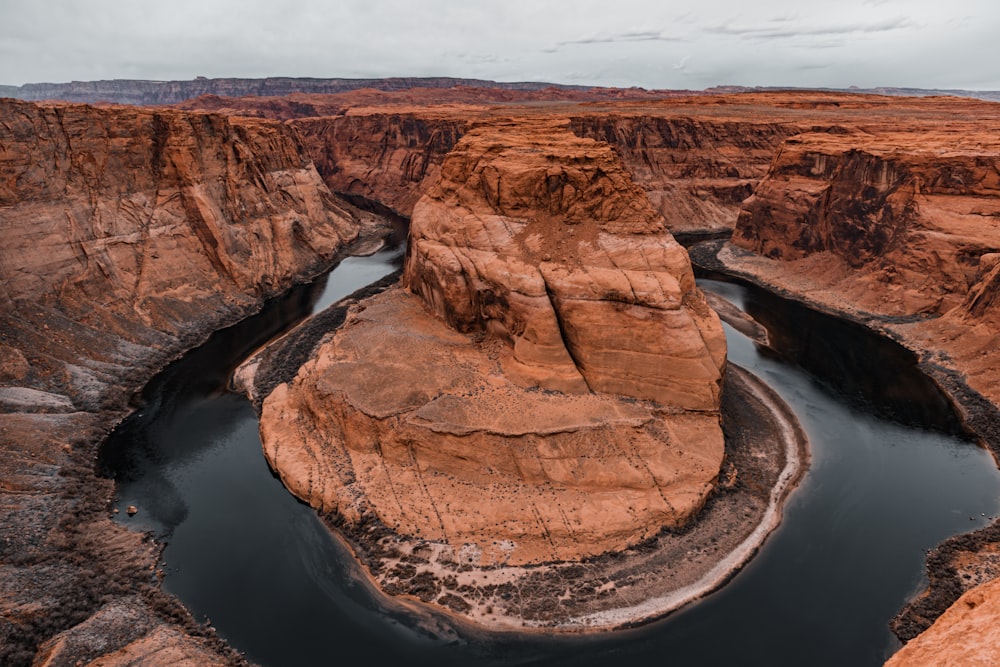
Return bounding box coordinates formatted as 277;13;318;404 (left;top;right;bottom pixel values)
99;239;1000;667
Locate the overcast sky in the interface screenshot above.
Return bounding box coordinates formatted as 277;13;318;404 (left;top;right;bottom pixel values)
1;0;997;90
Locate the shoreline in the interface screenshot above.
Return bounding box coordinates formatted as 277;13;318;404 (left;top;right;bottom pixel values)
688;238;1000;643
555;365;809;630
241;320;810;633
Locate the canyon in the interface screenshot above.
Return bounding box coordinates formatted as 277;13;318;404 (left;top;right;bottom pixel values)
2;81;1000;664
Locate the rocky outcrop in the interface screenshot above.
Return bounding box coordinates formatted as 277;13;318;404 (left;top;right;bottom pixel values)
293;114;469;216
569;115;795;234
405;121;727;408
732;130;1000;317
255;121;726;574
0;98;366;665
885;576;1000;667
692;102;1000;665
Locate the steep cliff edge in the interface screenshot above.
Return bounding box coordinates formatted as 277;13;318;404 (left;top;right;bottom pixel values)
692;109;1000;663
885;576;1000;667
292;113;469;216
0;98;367;665
732;129;1000;318
569;115;795;234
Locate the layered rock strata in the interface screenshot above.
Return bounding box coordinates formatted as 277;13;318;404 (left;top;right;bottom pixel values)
255;122;727;576
885;576;1000;667
0;98;367;665
293;113;468;216
693;118;1000;664
733;129;1000;318
569;115;795;234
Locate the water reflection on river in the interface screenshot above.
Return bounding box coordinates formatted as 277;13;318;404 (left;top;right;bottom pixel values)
99;257;1000;666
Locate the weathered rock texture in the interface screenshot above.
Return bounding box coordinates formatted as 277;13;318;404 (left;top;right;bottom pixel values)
0;97;366;665
405;122;727;407
569;115;795;233
7;83;1000;663
692;99;1000;665
257;121;726;569
885;576;1000;667
733;129;1000;317
294;113;469;216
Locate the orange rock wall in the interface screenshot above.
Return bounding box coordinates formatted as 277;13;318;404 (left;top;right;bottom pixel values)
732;131;1000;317
0;98;359;664
403;121;727;409
569;115;795;233
256;119;727;568
885;577;1000;667
293;113;468;216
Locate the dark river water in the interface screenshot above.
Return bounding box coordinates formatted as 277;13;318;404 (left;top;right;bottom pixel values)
99;246;1000;667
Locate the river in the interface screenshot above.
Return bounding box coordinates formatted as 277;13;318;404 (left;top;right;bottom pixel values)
98;242;1000;666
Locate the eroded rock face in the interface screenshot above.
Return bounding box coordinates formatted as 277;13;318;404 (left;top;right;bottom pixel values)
0;98;362;664
570;115;795;234
294;114;469;216
258;121;726;567
699;112;1000;666
885;577;1000;667
732;130;1000;317
405;121;727;409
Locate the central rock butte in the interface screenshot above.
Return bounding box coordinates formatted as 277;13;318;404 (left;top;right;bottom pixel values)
255;121;728;570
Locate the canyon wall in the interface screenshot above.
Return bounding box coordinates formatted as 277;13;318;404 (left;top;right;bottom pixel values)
710;107;1000;664
569;115;795;233
292;113;469;216
732;130;1000;317
169;93;802;236
4;86;997;662
255;120;726;571
0;98;364;665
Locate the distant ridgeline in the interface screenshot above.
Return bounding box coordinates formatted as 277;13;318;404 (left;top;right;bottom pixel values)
0;76;594;105
2;76;998;106
704;84;1000;103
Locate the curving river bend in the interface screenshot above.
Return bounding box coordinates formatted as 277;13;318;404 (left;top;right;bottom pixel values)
99;237;1000;667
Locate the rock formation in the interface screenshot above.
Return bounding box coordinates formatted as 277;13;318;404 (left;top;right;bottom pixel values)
6;82;1000;664
569;115;795;234
0;97;368;664
256;121;727;569
732;128;1000;317
696;99;1000;664
293;113;469;216
885;576;1000;667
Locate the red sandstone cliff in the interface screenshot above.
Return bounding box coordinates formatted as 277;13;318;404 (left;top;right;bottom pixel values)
0;98;366;665
708;102;1000;664
5;85;1000;663
732;129;1000;317
569;115;796;234
292;113;468;216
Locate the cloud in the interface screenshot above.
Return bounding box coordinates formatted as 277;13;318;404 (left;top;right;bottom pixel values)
672;56;691;70
707;16;912;40
556;29;684;47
